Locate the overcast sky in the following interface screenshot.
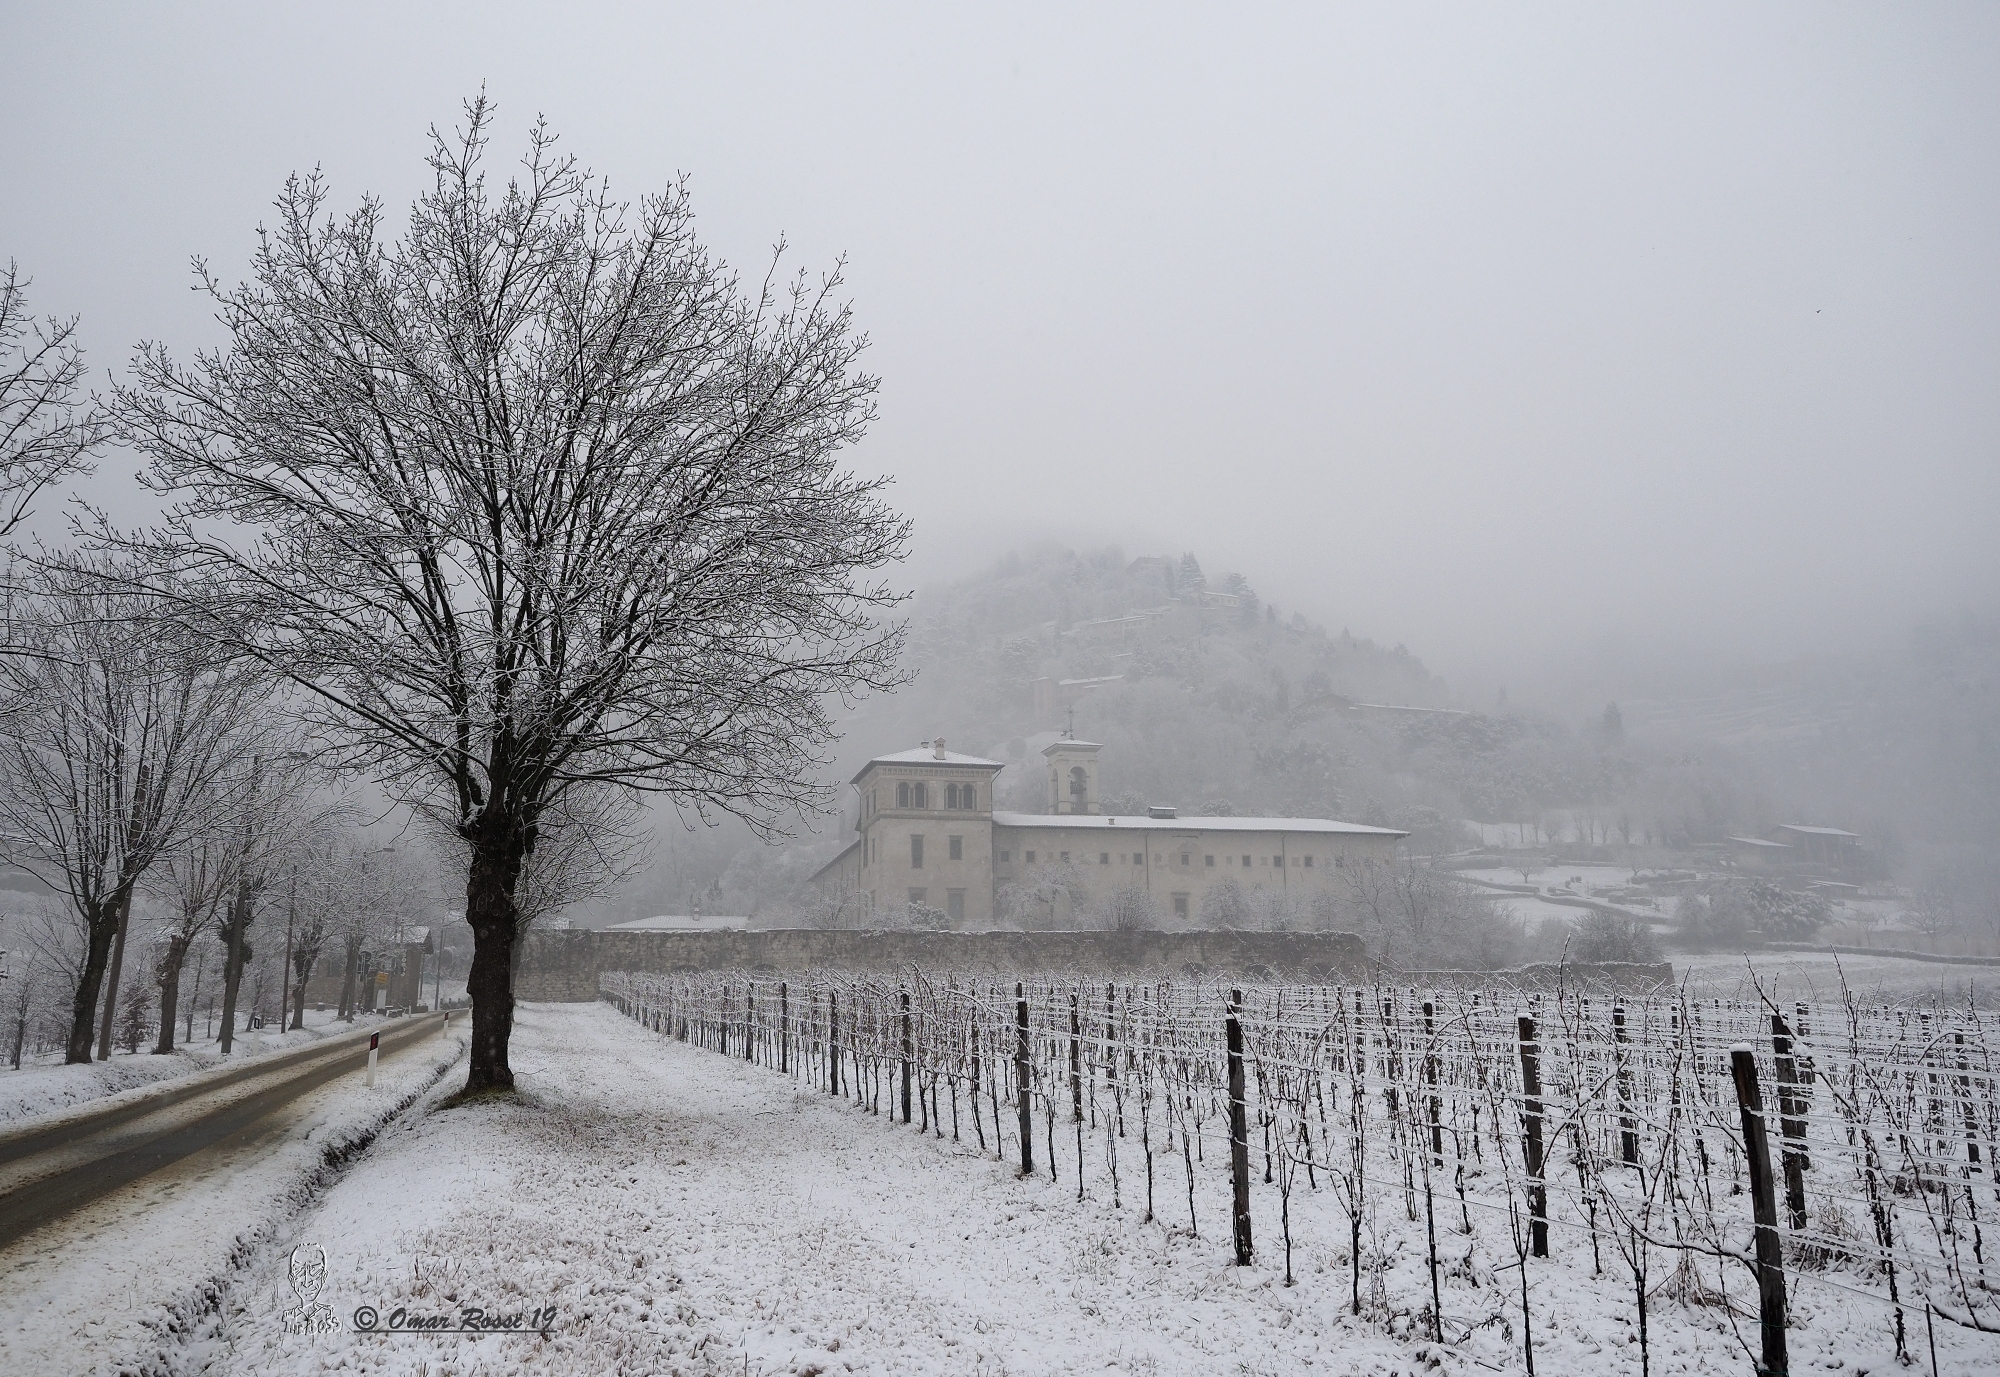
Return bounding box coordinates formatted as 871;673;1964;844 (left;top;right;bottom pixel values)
4;3;1995;700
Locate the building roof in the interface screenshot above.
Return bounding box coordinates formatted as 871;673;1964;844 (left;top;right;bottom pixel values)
1775;824;1860;838
1042;738;1102;754
851;747;1006;782
991;811;1407;837
606;913;751;931
1727;836;1792;848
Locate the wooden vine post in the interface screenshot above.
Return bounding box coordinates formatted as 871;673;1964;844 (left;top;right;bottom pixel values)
779;982;789;1075
1422;1000;1442;1164
900;987;914;1124
1614;1004;1638;1165
1016;983;1034;1176
828;990;841;1097
1731;1043;1790;1377
1227;988;1253;1266
1516;1014;1549;1258
1771;1013;1810;1229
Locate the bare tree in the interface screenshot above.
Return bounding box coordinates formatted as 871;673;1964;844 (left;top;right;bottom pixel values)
0;565;266;1061
113;100;908;1090
3;941;54;1068
282;816;363;1030
0;263;101;538
147;829;239;1053
213;756;351;1052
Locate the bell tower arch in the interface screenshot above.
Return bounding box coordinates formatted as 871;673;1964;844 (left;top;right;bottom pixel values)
1041;738;1103;815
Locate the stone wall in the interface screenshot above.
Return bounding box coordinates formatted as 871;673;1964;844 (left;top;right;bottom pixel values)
516;928;1673;1002
516;927;1370;1000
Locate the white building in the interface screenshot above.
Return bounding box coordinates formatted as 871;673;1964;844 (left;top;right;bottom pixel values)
811;737;1406;926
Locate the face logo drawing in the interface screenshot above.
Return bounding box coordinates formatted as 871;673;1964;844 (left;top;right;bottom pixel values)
280;1243;341;1336
290;1245;328;1304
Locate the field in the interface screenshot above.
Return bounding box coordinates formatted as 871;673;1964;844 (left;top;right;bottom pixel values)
605;965;2000;1375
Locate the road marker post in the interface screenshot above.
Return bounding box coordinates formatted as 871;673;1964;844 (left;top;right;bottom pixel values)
367;1031;380;1087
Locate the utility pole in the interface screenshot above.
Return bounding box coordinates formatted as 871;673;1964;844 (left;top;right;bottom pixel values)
279;875;296;1034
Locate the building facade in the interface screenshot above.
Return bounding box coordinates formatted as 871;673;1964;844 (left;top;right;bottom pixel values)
812;737;1407;926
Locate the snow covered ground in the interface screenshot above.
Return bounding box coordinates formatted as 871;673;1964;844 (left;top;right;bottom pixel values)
197;1002;1999;1377
1;1008;392;1129
0;1021;467;1376
1677;948;2000;1005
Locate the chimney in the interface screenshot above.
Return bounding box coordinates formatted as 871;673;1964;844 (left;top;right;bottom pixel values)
933;737;947;760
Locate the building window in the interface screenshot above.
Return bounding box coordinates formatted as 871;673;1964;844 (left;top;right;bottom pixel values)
912;782;929;810
999;849;1011;863
962;784;978;809
1060;851;1070;863
908;887;927;905
1133;852;1143;864
949;835;963;860
1242;855;1251;867
1100;852;1110;864
896;781;910;808
1172;892;1189;919
947;888;965;922
1273;854;1283;867
1179;852;1190;866
1336;854;1346;869
1205;854;1215;867
1304;855;1314;868
911;834;924;869
1026;850;1037;863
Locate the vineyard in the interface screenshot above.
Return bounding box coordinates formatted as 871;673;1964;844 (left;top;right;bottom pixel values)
602;969;2000;1374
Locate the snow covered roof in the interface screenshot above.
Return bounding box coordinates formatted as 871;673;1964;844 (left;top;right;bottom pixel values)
607;914;751;931
1728;836;1792;848
991;811;1407;837
1041;738;1102;752
1775;824;1860;838
852;747;1005;782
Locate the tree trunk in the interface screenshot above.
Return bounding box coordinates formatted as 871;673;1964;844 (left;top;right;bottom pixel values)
155;934;190;1054
464;832;527;1093
218;880;255;1055
337;933;360;1021
95;890;135;1060
64;901;117;1064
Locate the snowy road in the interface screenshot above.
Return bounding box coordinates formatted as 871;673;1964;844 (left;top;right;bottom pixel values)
0;1019;466;1376
0;1012;450;1247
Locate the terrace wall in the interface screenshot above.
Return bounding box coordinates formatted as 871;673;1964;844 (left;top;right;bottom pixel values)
517;927;1670;1001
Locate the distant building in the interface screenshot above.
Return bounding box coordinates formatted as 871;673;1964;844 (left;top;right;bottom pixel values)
1768;824;1861;867
811;737;1407;927
1726;823;1862;876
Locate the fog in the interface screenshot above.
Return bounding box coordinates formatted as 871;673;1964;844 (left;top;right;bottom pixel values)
4;3;1995;707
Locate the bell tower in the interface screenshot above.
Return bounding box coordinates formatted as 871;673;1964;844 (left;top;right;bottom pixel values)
1042;738;1102;815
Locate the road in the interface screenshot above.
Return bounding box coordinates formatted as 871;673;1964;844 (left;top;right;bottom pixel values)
0;1011;449;1248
